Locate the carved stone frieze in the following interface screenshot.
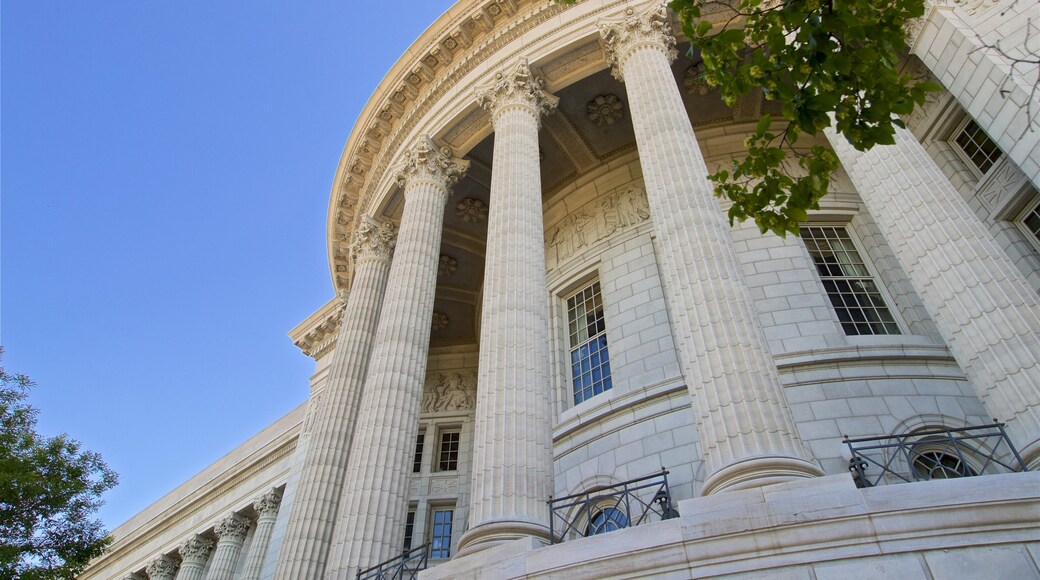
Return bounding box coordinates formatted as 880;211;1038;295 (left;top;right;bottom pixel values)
545;184;652;266
438;254;459;277
477;61;559;126
600;7;677;81
587;94;624;126
214;513;251;542
395;136;469;192
349;215;396;264
430;476;460;495
456;198;489;223
178;535;214;564
431;311;450;331
421;370;477;413
145;556;179;580
977;157;1032;218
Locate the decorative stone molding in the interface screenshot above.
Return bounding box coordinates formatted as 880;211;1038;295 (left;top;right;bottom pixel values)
600;7;677;81
977;157;1033;219
292;302;346;359
349;215;396;264
430;476;460;494
477;61;559;126
438;254;458;277
431;311;450;331
545;184;651;266
395;136;468;194
252;489;282;519
214;513;250;543
683;62;711;95
178;535;214;564
456;198;488;223
586;94;624;126
145;556;178;580
421;370;477;413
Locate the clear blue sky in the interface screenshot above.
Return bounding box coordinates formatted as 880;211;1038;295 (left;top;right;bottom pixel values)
2;0;456;531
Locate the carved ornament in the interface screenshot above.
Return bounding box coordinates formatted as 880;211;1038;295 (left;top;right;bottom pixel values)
178;535;214;563
684;62;711;96
456;198;489;223
395;136;469;192
545;184;652;266
145;556;179;579
421;370;477;413
600;7;677;81
587;94;624;126
477;61;559;126
215;513;251;542
349;215;396;264
431;311;450;331
253;489;283;518
438;254;459;277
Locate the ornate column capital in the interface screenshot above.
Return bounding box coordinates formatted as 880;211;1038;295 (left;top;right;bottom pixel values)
145;555;178;579
252;489;283;519
214;513;251;543
599;7;677;81
349;215;396;264
395;136;469;195
477;61;559;127
178;534;214;565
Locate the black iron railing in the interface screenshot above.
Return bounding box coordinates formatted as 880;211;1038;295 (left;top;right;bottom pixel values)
843;422;1029;488
356;542;430;580
547;469;678;544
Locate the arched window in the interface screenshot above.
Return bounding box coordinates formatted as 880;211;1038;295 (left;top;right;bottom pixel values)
586;508;629;536
910;448;978;480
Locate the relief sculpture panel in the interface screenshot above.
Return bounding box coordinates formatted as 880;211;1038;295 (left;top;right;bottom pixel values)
545;184;651;267
421;370;477;413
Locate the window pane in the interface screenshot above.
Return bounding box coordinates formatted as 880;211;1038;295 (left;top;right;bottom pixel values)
567;282;613;405
438;431;460;471
430;509;454;559
954;119;1002;174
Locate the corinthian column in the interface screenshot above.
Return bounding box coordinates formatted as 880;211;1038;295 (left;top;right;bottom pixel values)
600;8;822;494
274;216;396;579
174;535;213;580
825;125;1040;464
458;62;558;553
324;137;468;578
240;490;282;580
205;513;250;580
146;555;179;580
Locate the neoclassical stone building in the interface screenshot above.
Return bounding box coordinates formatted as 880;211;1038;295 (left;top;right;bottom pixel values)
83;1;1040;579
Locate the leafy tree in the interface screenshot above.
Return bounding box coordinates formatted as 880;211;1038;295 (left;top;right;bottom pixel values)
0;350;118;579
669;0;937;236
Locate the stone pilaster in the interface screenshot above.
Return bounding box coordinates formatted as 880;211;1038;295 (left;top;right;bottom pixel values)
273;216;396;580
600;7;822;494
239;490;282;580
324;137;467;578
458;62;558;553
174;535;213;580
146;555;179;580
205;513;251;580
825;124;1040;464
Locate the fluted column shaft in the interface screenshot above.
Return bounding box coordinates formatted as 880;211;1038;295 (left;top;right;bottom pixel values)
324;138;467;578
240;491;281;580
826;124;1040;464
601;9;821;495
205;514;250;580
174;536;213;580
459;63;558;552
274;218;395;580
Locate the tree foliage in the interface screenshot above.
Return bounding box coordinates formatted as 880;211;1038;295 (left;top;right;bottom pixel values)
668;0;938;236
0;350;118;579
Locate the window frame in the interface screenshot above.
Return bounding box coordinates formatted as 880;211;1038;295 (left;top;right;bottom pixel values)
1015;195;1040;256
952;117;1003;178
801;223;906;337
564;280;613;406
436;429;461;472
428;506;455;560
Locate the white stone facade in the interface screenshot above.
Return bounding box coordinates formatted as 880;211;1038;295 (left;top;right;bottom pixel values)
83;1;1040;579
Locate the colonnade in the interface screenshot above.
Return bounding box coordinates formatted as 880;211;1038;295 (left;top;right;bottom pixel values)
275;5;1040;579
140;489;282;580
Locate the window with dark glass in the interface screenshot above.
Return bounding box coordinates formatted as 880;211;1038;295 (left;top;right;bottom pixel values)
566;281;612;404
1022;199;1040;248
437;431;460;471
954;118;1002;174
412;433;424;473
403;509;416;551
802;226;900;336
586;508;629;536
430;509;454;559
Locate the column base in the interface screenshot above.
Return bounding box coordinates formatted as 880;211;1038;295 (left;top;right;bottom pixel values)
701;455;824;496
456;519;550;557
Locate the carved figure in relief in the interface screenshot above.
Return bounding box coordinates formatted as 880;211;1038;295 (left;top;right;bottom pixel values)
598;196;619;238
616;186;650;227
421;371;476;413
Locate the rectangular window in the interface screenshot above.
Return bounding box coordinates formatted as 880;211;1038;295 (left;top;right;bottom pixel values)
430;508;454;559
567;281;612;404
403;509;415;551
1021;199;1040;248
802;226;901;336
437;431;460;471
412;433;425;473
954;119;1002;174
